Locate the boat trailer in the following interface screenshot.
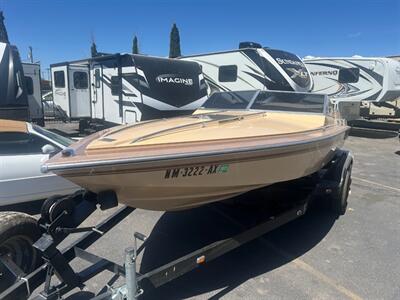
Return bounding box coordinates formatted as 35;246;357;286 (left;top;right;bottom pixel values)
0;150;353;300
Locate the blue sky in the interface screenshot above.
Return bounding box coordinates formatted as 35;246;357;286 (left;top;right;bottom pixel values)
1;0;399;78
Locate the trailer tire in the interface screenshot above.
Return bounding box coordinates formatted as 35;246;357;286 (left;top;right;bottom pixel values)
0;212;42;274
331;165;352;216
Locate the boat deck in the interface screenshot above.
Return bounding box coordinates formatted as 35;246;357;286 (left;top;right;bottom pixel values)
88;111;328;150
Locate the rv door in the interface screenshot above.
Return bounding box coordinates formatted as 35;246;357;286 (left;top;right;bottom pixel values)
51;66;70;118
68;66;90;118
22;63;44;123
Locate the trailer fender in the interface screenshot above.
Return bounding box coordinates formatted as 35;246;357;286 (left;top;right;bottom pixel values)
323;149;353;185
320;150;353;215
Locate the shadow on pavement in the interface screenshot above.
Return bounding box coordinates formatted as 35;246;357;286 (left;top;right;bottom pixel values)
349;127;398;139
30;183;337;300
138;187;337;300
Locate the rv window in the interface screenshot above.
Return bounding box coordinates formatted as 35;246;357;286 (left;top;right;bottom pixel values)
338;68;359;83
219;65;238;82
54;71;65;88
73;71;88;89
111;76;121;96
24;76;34;95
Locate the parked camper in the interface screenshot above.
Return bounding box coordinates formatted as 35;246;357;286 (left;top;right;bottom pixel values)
22;62;44;125
0;42;29;121
304;56;400;119
181;42;313;94
50;54;208;128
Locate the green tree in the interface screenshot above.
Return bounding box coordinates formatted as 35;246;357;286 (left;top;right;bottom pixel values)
169;23;181;58
91;41;98;57
132;35;139;54
0;11;10;43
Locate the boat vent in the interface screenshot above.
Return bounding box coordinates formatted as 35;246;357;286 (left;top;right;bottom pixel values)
61;148;75;157
99;137;116;142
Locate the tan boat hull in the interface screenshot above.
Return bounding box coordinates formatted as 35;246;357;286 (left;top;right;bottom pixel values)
61;132;345;211
44;109;349;211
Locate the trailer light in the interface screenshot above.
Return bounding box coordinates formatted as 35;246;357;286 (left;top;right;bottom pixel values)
196;255;206;264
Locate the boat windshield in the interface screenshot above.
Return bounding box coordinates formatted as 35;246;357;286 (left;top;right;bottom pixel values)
202;91;256;109
202;90;328;114
251;91;326;114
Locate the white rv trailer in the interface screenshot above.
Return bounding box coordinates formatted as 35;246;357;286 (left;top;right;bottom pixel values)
304;56;400;119
181;42;313;94
22;62;44;125
50;54;208;127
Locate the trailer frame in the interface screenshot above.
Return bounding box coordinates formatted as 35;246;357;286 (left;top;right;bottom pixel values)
0;149;353;300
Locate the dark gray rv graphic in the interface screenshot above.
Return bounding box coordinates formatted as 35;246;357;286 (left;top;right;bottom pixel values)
304;57;400;103
181;43;312;94
51;54;208;125
0;42;29;121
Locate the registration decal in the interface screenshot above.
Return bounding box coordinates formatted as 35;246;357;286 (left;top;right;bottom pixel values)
164;164;229;179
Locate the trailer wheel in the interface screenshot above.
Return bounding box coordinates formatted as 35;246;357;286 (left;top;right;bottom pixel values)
0;212;42;274
331;165;352;216
41;194;63;223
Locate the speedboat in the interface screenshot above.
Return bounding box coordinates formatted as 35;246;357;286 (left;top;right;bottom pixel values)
42;90;349;211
